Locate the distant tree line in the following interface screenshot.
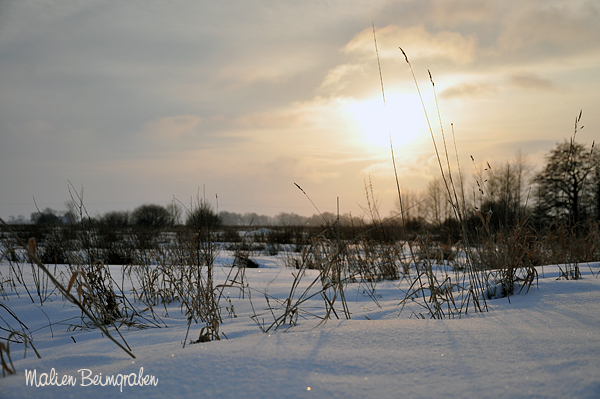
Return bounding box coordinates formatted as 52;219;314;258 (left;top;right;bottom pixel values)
218;211;363;227
12;138;600;235
23;204;362;228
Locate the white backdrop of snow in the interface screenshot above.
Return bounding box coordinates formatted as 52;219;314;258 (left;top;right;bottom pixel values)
1;259;599;399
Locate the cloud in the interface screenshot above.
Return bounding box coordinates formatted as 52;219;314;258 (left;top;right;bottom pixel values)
509;73;556;91
230;111;303;129
344;24;478;65
319;63;366;93
497;139;556;156
217;52;317;85
378;0;496;30
262;156;340;183
143;115;203;140
441;82;498;98
360;161;395;180
139;114;252;153
365;1;600;72
426;0;496;27
496;2;600;61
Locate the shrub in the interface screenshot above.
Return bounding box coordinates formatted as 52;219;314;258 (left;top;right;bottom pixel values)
131;204;170;228
100;211;129;226
186;202;221;230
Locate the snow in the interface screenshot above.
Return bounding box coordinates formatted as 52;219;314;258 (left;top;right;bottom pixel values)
1;258;599;399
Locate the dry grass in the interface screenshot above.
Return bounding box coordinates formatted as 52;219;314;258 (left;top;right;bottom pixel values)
1;218;136;358
1;331;41;377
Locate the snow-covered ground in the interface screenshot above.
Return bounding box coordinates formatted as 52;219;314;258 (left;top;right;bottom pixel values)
1;257;599;398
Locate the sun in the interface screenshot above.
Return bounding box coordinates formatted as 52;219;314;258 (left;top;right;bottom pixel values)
346;93;426;150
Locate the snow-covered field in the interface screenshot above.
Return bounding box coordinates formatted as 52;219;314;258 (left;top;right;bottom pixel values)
1;256;599;399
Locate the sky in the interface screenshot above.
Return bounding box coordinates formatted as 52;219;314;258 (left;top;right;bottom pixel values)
1;0;599;220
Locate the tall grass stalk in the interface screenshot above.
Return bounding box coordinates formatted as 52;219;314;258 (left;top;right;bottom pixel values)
397;47;490;315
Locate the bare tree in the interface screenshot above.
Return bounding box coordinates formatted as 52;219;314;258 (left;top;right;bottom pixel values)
533;140;598;226
166;202;183;226
481;152;532;229
423;179;455;226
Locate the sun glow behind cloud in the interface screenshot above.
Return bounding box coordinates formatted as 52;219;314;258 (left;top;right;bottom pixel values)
345;93;427;150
